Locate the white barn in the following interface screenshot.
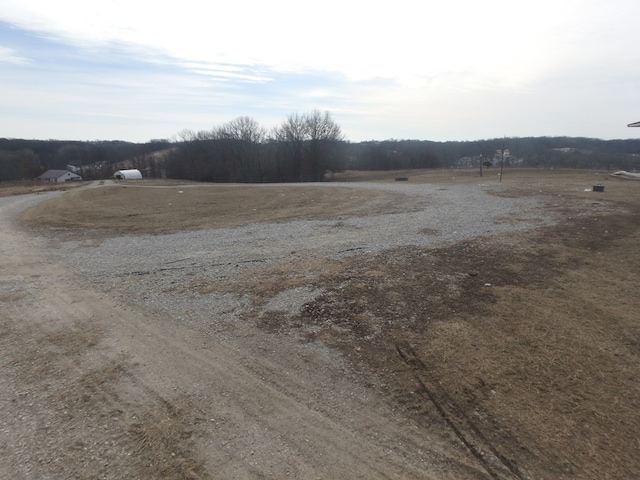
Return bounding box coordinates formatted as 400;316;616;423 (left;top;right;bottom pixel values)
114;169;143;180
38;169;82;183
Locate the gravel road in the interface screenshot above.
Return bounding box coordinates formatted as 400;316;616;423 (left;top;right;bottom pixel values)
2;181;557;479
49;181;547;339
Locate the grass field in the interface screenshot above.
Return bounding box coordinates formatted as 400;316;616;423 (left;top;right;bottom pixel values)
0;179;82;197
19;182;386;235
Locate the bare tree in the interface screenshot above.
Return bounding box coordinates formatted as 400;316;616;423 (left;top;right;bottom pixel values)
218;116;265;143
215;117;266;182
304;110;343;181
177;129;196;142
272;113;307;181
167;112;343;182
273;110;343;181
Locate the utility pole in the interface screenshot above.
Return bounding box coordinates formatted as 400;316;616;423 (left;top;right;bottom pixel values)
499;138;509;182
500;139;505;182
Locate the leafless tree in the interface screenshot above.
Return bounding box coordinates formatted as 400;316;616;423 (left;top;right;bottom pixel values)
215;117;266;182
272;110;343;181
305;110;343;180
272;113;307;181
166;112;343;182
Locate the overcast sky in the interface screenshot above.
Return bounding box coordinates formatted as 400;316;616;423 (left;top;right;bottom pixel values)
1;0;639;143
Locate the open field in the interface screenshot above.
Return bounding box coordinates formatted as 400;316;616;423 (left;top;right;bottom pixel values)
2;168;639;479
20;181;388;235
0;180;83;198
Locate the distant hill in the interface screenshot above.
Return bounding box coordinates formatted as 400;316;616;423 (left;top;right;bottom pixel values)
1;136;639;183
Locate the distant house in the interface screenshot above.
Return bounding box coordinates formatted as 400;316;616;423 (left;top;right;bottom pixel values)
37;169;82;183
113;169;143;180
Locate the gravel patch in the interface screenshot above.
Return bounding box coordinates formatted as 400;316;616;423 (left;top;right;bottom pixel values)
44;182;548;339
263;286;326;314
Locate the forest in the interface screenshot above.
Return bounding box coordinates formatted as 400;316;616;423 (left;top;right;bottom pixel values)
2;111;640;183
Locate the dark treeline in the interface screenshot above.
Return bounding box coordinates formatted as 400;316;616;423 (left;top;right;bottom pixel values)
166;111;344;183
349;136;640;171
0;138;171;182
167;130;640;181
2;113;640;183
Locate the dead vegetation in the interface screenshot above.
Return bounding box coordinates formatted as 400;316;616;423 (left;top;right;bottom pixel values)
322;214;640;479
20;183;385;237
0;179;82;197
270;190;637;478
216;210;639;478
129;398;207;480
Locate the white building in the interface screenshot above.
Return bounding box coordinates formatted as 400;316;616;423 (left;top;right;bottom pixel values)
37;169;83;183
113;169;143;180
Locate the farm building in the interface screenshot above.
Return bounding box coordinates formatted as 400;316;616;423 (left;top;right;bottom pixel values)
37;169;82;183
113;169;143;180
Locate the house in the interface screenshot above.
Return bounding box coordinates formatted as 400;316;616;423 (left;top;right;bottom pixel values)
113;169;143;180
37;169;83;183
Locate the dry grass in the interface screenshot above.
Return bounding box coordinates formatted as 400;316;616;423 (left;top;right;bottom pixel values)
333;167;615;186
5;321;105;382
278;180;640;478
129;398;207;480
20;183;384;237
278;216;640;477
0;179;83;197
21;169;634;239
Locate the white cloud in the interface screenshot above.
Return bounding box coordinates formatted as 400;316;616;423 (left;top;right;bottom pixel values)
0;45;29;64
1;0;640;141
5;0;637;84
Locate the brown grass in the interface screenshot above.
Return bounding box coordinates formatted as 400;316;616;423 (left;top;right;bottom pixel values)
274;176;639;478
20;183;385;237
0;179;83;197
6;322;105;382
129;398;207;480
334;166;612;183
273;215;639;477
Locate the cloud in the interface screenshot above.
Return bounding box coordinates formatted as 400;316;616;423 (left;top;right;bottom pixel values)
1;1;640;142
3;0;621;85
0;45;29;64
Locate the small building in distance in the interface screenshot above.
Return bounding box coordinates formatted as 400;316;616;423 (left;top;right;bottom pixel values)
113;169;143;180
37;169;83;183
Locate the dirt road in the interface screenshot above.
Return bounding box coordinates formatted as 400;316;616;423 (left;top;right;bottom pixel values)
0;192;485;479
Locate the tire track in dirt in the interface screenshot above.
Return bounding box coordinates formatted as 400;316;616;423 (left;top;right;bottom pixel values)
396;342;524;480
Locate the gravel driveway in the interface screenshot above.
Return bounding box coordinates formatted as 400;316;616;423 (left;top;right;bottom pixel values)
46;182;546;339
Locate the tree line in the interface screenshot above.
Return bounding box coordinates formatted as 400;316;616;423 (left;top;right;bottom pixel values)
166;111;344;182
0;138;170;182
348;136;640;172
2;114;640;183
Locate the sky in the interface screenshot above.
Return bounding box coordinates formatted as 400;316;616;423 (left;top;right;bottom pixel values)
1;0;640;143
